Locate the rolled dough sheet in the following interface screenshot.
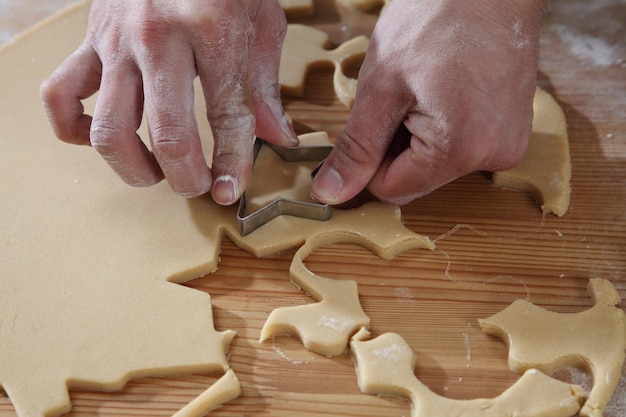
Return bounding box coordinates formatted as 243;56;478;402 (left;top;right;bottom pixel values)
0;2;432;416
0;4;239;417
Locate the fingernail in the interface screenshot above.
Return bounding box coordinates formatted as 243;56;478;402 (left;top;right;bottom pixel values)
213;175;239;206
311;167;343;203
281;115;299;146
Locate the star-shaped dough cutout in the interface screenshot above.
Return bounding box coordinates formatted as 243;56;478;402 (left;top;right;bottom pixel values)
238;133;333;235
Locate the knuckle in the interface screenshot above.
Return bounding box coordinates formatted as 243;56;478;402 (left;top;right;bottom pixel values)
209;108;254;137
40;77;73;140
333;130;377;169
130;12;179;59
90;119;122;155
191;4;230;30
150;127;195;163
39;75;61;105
134;18;165;52
191;5;252;58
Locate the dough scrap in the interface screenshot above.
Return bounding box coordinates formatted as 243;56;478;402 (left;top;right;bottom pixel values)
492;87;572;217
260;207;434;356
350;329;585;417
0;3;432;415
172;370;241;417
278;0;314;17
479;278;626;417
280;24;369;107
340;0;391;12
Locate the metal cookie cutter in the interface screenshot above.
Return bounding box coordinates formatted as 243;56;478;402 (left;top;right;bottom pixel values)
237;139;334;236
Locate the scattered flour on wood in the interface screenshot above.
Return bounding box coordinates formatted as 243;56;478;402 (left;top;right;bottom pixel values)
462;332;472;362
394;287;415;303
271;336;313;365
559;367;625;417
550;23;621;67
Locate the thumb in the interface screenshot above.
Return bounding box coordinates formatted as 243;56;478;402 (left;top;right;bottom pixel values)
311;85;408;205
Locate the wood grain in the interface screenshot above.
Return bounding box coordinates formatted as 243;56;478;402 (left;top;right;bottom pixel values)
1;0;624;416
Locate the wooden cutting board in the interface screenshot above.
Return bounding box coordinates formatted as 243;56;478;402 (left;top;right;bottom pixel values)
1;1;624;416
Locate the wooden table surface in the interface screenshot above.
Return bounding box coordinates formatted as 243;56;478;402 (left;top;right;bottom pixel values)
1;1;625;416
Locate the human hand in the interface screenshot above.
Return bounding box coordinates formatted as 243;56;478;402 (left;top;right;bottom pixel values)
40;0;297;204
311;0;547;206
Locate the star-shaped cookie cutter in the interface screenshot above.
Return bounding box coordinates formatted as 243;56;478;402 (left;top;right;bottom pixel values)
237;139;334;236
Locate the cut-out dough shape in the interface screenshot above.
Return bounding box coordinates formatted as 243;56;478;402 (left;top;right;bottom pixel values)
279;0;314;17
492;87;571;217
260;211;434;356
0;4;432;415
479;278;626;417
244;132;334;215
341;0;391;12
280;24;369;107
350;329;585;417
238;133;333;235
280;0;390;16
172;370;241;417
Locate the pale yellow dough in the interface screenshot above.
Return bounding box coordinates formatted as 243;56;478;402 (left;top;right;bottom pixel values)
280;0;391;16
479;278;626;417
279;0;314;17
340;0;392;12
0;2;432;416
0;1;586;417
244;131;333;214
492;87;572;217
260;205;434;356
0;5;238;417
280;24;369;107
172;370;241;417
350;329;585;417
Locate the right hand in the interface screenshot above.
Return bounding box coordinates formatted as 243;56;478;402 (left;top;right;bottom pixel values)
311;0;546;206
